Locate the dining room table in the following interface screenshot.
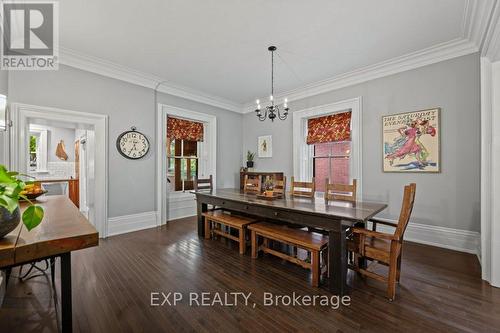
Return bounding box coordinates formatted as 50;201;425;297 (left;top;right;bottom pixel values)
193;188;388;296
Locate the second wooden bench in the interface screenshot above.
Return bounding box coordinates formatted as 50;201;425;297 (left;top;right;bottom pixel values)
248;222;328;287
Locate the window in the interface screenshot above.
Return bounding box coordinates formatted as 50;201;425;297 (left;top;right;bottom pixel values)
167;138;199;191
166;116;205;193
29;134;38;170
292;97;362;196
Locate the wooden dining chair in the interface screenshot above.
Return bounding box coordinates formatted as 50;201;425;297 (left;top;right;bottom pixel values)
273;176;286;195
347;183;416;301
194;175;213;191
290;177;315;198
243;175;262;194
324;178;357;203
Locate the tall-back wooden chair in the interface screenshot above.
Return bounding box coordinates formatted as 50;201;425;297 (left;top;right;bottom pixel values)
290;177;315;198
324;178;357;203
243;175;261;194
347;183;416;301
273;176;286;195
194;175;213;191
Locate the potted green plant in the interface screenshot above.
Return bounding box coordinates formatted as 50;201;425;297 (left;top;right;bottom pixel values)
0;164;44;238
246;151;256;168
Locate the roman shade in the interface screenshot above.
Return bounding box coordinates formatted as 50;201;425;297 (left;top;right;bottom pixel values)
306;111;351;144
167;116;204;142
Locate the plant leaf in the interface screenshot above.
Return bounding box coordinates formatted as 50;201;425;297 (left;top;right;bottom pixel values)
22;205;44;231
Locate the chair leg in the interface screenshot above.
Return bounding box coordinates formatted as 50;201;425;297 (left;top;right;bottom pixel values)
396;251;403;282
387;253;399;301
239;228;246;255
204;217;211;239
311;250;320;287
251;231;258;259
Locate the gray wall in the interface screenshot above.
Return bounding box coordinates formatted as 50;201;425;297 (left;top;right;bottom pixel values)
243;53;481;232
8;65;243;218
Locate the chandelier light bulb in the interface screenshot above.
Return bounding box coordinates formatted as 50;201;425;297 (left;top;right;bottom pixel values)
284;98;288;108
270;95;274;101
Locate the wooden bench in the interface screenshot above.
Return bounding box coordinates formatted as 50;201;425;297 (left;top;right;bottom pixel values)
203;210;258;254
248;222;328;287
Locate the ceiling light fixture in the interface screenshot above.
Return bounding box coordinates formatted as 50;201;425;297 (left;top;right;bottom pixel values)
255;46;289;121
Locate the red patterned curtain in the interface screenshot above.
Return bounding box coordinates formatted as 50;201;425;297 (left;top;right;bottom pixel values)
167;117;204;142
306;111;351;144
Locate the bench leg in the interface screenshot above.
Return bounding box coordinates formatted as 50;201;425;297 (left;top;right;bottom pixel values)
204;217;211;239
311;250;320;287
251;231;258;259
239;228;246;255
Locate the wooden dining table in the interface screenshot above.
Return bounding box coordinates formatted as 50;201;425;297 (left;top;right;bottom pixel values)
193;188;387;296
0;195;98;333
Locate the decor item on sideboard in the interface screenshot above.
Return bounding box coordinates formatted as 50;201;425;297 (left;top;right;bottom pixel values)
255;46;289;122
246;151;256;168
383;108;440;172
116;126;150;160
258;135;272;158
0;165;44;238
263;176;274;197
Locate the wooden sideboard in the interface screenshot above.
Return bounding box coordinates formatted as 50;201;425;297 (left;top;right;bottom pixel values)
239;171;284;189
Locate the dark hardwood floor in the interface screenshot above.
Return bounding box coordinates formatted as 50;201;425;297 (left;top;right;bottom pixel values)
1;217;499;332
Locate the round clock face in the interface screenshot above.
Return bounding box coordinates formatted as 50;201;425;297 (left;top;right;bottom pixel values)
116;130;150;159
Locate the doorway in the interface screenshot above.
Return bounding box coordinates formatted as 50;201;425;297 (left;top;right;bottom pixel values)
10;103;108;237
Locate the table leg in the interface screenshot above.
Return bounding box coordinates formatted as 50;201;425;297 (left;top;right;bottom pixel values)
60;252;72;333
197;201;208;237
328;226;347;296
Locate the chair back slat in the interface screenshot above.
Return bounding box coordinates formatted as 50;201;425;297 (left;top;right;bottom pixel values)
394;183;417;241
290;177;315;198
273;176;286;195
194;175;213;191
244;175;262;194
325;179;357;203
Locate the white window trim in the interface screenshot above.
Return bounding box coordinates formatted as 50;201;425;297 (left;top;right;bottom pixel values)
292;97;362;198
156;104;217;225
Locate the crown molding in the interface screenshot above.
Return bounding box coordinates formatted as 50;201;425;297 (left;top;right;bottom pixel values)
243;37;478;112
479;0;500;61
59;47;243;113
59;1;487;115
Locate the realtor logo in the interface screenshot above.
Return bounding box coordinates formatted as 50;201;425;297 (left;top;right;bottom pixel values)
1;1;59;70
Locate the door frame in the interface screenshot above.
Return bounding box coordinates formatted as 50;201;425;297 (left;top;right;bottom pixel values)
9;103;109;237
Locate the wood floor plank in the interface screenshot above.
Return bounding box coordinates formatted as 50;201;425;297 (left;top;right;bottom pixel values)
1;216;499;332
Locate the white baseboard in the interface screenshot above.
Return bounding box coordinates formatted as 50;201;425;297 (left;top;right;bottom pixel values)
372;218;480;255
168;195;197;221
108;211;158;237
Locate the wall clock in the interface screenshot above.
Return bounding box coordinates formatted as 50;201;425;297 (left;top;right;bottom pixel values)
116;127;150;159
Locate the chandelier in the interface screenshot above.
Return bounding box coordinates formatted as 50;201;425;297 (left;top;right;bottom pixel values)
255;46;289;121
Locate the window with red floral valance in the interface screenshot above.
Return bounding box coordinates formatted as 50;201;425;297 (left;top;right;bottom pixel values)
167;116;204;142
306;111;351;145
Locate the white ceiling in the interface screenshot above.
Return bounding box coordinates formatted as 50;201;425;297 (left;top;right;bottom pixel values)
60;0;469;105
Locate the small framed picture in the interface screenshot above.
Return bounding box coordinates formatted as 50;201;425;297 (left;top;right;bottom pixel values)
258;135;272;158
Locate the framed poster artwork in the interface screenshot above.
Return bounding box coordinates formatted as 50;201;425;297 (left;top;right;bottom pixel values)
258;135;272;158
382;108;440;172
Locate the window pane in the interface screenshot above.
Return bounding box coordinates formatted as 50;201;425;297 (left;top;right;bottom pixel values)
313;157;329;192
332;141;351;157
183;140;197;157
314;142;331;157
331;156;350;185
